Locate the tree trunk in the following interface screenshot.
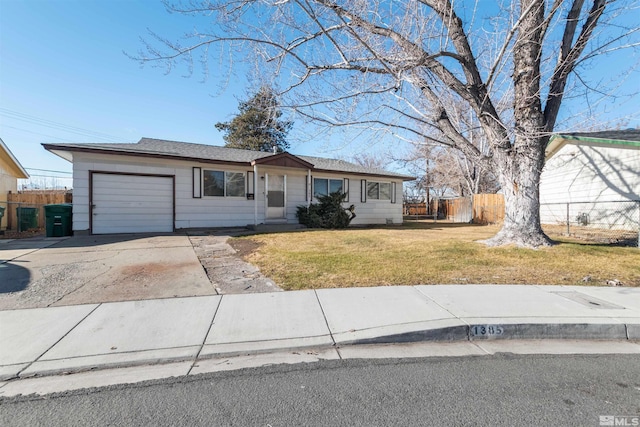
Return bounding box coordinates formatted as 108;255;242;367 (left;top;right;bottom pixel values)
482;137;553;248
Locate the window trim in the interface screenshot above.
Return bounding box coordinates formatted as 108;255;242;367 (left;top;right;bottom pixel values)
192;167;202;198
202;169;246;198
343;178;349;202
312;177;345;200
391;182;397;204
246;171;255;200
366;180;392;201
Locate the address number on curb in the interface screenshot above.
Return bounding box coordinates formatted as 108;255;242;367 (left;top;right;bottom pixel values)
471;325;504;337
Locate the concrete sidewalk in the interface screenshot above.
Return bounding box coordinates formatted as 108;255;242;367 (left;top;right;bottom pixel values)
1;284;639;384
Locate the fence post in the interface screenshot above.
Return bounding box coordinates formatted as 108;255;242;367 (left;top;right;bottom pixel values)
566;203;570;236
434;198;438;223
637;201;640;249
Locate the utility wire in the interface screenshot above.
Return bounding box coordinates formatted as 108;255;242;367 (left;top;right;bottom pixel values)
23;174;73;179
2;125;84;143
24;168;72;174
0;108;131;143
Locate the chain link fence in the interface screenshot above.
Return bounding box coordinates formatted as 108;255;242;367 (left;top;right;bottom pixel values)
540;200;640;247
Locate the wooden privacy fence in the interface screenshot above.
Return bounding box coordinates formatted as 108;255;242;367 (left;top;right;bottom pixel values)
7;190;72;205
404;203;428;215
472;194;505;224
2;191;72;231
443;198;473;223
404;194;505;224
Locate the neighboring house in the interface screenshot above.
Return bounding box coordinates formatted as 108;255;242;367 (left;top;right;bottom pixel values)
540;130;640;231
43;138;414;234
0;138;29;231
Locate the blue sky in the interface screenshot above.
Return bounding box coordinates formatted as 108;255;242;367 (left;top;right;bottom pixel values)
1;1;638;189
0;0;262;188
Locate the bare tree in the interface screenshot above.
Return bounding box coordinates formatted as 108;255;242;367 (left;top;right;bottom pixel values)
403;141;499;200
351;152;389;170
135;0;639;247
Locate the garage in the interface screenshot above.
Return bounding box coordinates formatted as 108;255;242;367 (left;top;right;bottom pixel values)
91;172;174;234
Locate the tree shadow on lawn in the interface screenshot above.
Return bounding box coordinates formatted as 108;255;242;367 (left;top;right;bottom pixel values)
386;221;485;231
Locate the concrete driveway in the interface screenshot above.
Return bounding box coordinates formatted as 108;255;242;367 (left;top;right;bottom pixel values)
0;234;216;310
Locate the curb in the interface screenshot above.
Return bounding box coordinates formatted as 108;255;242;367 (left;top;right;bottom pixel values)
7;321;638;381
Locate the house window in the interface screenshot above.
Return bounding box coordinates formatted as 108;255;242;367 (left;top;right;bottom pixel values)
313;178;343;198
366;181;391;200
203;170;245;197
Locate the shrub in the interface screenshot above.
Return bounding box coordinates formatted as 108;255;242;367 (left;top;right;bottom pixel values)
296;192;356;229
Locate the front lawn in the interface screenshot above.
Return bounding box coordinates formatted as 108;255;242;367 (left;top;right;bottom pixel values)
229;222;640;290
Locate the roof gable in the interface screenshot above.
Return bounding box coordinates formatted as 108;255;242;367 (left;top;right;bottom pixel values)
252;152;314;169
0;138;29;179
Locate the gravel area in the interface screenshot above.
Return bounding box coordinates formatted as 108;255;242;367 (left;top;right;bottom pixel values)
187;230;282;294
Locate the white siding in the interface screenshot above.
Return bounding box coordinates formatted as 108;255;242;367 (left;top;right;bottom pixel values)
540;143;640;230
541;144;640;203
71;152;404;233
311;173;403;225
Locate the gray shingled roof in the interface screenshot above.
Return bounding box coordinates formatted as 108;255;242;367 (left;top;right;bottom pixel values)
44;137;415;180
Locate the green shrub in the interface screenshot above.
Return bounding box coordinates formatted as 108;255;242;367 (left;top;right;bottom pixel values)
296;192;356;229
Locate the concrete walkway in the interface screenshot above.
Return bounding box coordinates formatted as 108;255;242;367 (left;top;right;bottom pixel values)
1;284;639;388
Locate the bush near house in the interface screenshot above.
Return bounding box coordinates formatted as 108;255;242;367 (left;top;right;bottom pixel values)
296;192;355;229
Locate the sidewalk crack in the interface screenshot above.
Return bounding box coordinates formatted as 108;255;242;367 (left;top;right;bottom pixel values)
188;295;222;375
313;290;340;359
16;303;102;378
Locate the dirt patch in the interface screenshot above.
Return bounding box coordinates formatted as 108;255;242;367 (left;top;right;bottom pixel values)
228;238;263;259
117;262;191;283
1;229;45;239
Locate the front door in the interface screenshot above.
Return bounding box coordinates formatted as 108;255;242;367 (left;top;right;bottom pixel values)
266;174;286;220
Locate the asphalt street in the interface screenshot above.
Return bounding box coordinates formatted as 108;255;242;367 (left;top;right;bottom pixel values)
2;353;639;426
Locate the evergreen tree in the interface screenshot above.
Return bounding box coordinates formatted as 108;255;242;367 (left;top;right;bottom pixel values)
215;86;292;152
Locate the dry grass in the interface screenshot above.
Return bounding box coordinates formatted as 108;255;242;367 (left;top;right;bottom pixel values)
229;221;640;290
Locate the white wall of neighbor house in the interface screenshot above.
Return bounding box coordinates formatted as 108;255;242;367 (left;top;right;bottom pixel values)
540;143;640;204
71;152;405;232
540;143;640;230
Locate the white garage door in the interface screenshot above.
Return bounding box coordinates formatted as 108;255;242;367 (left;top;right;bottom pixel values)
92;173;174;234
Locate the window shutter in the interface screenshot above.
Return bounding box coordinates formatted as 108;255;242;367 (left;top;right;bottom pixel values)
246;171;255;199
343;178;349;202
361;179;367;203
391;182;397;204
192;167;201;198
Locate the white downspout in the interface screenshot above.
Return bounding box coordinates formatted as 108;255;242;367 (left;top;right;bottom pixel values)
307;169;311;208
253;164;258;226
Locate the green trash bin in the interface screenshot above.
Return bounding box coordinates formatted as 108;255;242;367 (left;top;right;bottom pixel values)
16;207;39;232
44;204;73;237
